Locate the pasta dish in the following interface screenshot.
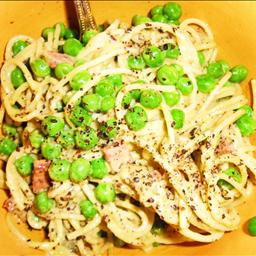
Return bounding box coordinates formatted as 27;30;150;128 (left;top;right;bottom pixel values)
1;2;256;255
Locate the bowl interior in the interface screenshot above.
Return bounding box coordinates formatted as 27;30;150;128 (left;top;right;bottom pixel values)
0;1;256;255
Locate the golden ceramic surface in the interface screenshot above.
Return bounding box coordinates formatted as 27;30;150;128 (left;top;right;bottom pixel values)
0;1;256;255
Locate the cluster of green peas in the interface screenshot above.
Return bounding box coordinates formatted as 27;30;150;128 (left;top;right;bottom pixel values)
10;21;101;91
33;181;115;218
126;1;254;135
132;2;182;26
14;148;115;218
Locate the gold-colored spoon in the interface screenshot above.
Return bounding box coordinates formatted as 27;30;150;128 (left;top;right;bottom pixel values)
73;0;97;38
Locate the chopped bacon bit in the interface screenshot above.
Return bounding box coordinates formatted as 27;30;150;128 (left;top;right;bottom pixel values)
22;130;31;148
14;209;27;223
44;51;74;69
215;137;234;155
103;142;130;173
32;160;51;194
3;198;15;212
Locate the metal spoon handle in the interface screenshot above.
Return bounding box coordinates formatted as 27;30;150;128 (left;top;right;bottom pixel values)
73;0;97;36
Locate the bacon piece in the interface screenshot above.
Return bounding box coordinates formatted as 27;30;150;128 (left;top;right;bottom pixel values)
3;198;27;223
103;142;130;173
44;51;74;69
22;130;32;148
215;137;234;155
32;160;51;194
3;197;15;212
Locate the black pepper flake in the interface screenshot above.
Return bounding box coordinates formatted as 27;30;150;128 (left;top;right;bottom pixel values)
205;141;211;149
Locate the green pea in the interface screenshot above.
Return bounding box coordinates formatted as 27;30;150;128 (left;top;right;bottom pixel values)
151;215;166;235
15;154;34;177
163;2;182;20
30;58;51;78
62;93;72;106
75;127;98;150
42;116;65;137
57;129;75;149
90;158;108;179
70;158;90;183
82;94;101;112
170;108;185;129
152;14;168;23
64;28;78;39
142;46;165;68
0;138;16;155
122;93;133;108
100;119;118;139
106;74;122;88
239;105;253;117
132;15;152;26
94;183;116;204
42;27;55;40
248;216;256;236
236;115;256;137
63;38;83;57
54;22;66;37
128;55;145;70
167;19;180;25
12;40;28;56
49;159;70;182
95;79;115;97
165;45;180;59
2;124;17;137
113;236;126;247
70;70;91;90
218;60;230;74
100;96;116;113
11;67;26;88
140;89;162;109
80;200;97;219
162;91;180;107
41;140;61;160
196;74;216;93
82;30;98;45
197;51;205;66
176;77;193;95
157;65;179;85
125;106;147;131
229;65;248;83
70;105;92;127
29;129;44;149
122;89;142;108
152;242;160;247
207;60;230;79
74;59;86;67
172;64;184;77
217;167;242;189
131;89;142;100
150;5;164;17
55;63;73;80
34;192;54;214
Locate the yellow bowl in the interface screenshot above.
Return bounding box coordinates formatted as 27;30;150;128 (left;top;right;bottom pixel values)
0;1;256;255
